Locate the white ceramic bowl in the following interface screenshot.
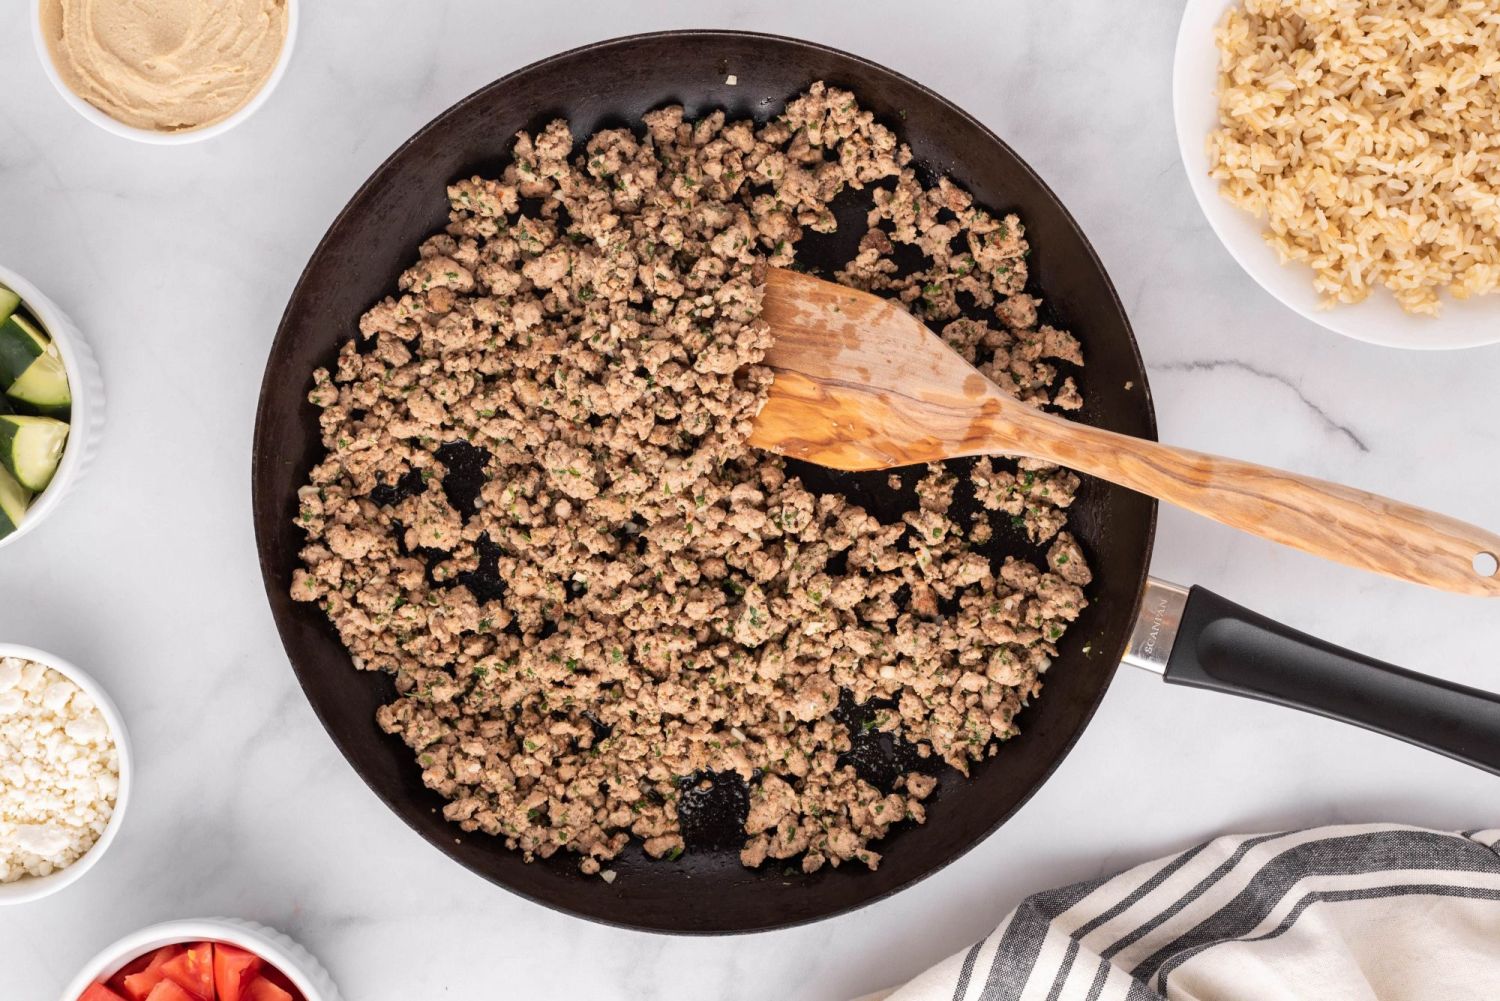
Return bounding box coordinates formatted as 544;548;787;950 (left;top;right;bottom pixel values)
0;264;104;551
30;0;299;145
60;918;343;1001
0;644;130;905
1173;0;1500;350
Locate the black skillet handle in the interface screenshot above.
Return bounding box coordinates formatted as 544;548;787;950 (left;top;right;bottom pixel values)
1158;585;1500;776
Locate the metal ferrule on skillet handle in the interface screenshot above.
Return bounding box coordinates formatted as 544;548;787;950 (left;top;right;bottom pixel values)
1121;579;1189;676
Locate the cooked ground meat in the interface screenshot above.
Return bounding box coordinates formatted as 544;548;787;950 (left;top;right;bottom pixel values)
291;83;1090;876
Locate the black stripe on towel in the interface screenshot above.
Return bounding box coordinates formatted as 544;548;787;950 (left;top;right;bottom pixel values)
1081;957;1110;1001
1075;842;1210;941
977;875;1111;1000
1131;829;1500;983
1040;842;1210;1001
1099;831;1295;962
952;941;982;1001
1155;884;1500;991
1043;938;1079;1001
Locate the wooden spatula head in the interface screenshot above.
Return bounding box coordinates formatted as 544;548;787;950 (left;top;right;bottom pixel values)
746;268;1027;471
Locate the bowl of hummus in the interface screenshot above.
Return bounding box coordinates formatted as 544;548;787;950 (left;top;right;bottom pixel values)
31;0;296;143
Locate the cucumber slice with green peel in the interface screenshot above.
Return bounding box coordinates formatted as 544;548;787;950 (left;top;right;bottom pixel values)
0;286;19;325
0;416;67;491
0;312;48;384
0;465;30;540
0;314;70;418
7;358;71;418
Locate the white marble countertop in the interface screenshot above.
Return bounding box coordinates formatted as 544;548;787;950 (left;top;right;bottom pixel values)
3;2;1498;999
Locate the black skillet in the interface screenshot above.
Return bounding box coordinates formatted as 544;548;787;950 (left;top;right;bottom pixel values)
252;31;1500;934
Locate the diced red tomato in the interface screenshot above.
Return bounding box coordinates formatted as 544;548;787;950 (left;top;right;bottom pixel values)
111;945;179;1001
144;982;197;1001
78;984;128;1001
213;944;263;1001
119;968;168;1001
114;945;183;983
119;947;187;1001
160;944;215;1000
244;978;294;1001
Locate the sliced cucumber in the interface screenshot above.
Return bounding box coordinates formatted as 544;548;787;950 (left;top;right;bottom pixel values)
0;465;31;541
0;286;19;325
0;312;46;383
0;314;70;419
0;416;67;491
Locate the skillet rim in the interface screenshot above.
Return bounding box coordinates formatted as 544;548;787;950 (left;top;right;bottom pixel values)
252;28;1160;934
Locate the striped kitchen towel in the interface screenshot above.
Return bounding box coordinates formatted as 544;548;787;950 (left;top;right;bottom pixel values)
869;823;1500;1001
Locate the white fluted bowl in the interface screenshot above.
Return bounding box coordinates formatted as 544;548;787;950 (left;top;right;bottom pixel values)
30;0;299;145
60;918;343;1001
0;264;104;551
0;645;130;904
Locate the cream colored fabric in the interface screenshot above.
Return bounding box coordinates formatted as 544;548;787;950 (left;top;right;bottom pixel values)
867;824;1500;1001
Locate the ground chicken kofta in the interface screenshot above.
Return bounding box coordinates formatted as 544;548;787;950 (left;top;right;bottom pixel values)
291;83;1092;876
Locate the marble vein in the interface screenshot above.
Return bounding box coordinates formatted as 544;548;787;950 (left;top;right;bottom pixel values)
1155;357;1371;453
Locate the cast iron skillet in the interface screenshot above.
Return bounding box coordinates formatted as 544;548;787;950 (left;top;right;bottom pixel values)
252;31;1500;934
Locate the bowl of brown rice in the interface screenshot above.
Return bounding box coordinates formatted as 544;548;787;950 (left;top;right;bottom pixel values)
1174;0;1500;349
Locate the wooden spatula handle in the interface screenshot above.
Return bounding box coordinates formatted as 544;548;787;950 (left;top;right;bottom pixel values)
1004;408;1500;597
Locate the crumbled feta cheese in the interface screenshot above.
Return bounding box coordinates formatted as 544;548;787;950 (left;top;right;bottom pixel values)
725;74;737;86
0;657;118;882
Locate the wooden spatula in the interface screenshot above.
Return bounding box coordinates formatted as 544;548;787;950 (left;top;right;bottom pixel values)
746;268;1500;597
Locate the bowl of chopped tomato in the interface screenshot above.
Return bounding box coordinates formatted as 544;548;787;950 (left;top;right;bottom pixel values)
62;919;340;1001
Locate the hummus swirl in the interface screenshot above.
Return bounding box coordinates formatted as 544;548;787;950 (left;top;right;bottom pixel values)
40;0;288;133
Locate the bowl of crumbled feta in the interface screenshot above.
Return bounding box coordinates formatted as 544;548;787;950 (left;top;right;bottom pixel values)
0;644;129;903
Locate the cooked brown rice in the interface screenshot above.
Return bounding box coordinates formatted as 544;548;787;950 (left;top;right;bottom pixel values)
1208;0;1500;315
